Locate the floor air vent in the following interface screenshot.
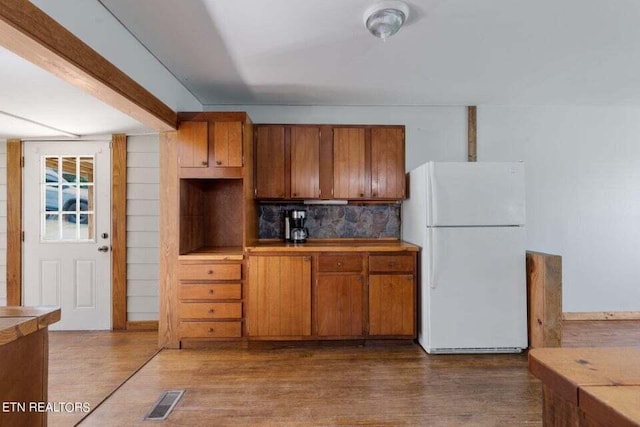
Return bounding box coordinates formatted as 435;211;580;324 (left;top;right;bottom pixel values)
144;390;184;421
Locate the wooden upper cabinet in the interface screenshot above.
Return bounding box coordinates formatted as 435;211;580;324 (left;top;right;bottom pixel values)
255;126;286;199
333;128;366;199
213;121;243;167
371;127;405;199
290;126;320;199
178;121;208;168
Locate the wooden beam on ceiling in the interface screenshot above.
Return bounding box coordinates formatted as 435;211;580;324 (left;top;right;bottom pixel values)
0;1;177;132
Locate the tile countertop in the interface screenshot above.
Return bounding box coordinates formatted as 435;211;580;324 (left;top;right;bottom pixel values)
245;239;420;253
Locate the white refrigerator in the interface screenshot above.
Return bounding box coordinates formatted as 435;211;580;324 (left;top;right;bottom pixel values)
402;162;527;354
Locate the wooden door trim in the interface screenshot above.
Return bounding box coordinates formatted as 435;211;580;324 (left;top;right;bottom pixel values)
468;106;477;162
0;1;177;131
6;140;22;306
7;138;128;331
111;134;127;330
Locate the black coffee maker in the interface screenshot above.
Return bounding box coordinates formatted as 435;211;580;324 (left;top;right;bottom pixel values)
285;209;308;243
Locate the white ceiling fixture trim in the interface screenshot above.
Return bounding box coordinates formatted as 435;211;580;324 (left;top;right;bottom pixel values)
364;1;410;40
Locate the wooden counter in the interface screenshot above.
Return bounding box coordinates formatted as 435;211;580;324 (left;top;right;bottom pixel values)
246;240;420;253
529;347;640;426
0;306;61;427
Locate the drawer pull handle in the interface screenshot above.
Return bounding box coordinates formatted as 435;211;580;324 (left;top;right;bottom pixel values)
201;160;208;166
208;328;214;333
216;160;222;165
208;289;215;294
337;262;343;267
208;270;214;275
208;309;215;314
389;262;396;267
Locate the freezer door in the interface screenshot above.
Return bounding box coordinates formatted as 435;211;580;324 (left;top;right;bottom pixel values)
427;162;525;226
425;226;527;351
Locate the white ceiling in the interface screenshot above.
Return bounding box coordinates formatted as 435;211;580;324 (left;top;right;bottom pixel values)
101;0;640;106
4;0;640;139
0;46;150;139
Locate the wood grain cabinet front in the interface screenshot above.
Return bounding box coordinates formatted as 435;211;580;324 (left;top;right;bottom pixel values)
370;127;405;199
179;321;242;338
178;121;208;168
178;260;244;340
316;253;365;337
247;255;312;337
369;255;414;273
368;252;416;337
317;254;363;273
254;125;286;198
290;126;321;199
179;283;242;300
178;262;242;281
369;274;415;336
177;115;247;178
179;302;242;320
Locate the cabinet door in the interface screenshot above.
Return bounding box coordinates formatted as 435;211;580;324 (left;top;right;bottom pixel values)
333;128;366;199
178;121;208;168
369;274;414;336
290;126;320;199
317;275;364;337
247;256;311;337
213;121;243;167
255;125;286;198
371;127;405;199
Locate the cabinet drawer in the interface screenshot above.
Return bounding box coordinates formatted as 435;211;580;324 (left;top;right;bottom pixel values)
179;321;242;338
179;262;241;281
179;283;241;300
369;255;414;273
179;302;242;320
318;254;363;273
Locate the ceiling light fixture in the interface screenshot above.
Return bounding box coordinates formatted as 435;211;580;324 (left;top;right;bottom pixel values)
364;1;409;40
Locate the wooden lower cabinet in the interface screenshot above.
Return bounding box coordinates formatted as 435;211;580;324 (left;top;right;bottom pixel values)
369;274;415;336
247;255;312;337
316;275;364;337
178;259;244;342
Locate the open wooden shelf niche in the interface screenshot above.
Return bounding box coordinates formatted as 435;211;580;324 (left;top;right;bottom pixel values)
179;178;243;254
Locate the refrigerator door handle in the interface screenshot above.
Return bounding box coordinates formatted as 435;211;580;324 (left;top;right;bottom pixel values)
428;163;435;226
429;227;436;289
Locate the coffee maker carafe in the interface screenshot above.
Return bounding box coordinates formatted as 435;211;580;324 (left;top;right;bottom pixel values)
287;209;308;243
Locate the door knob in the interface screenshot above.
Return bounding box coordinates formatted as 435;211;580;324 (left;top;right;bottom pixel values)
98;246;109;253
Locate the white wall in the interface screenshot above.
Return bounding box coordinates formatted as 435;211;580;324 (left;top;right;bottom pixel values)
0;140;6;306
479;106;640;312
205;105;468;170
126;134;159;321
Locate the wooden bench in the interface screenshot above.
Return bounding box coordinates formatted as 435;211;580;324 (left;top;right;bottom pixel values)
529;348;640;426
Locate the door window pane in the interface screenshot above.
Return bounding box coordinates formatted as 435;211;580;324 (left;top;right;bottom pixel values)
41;155;95;242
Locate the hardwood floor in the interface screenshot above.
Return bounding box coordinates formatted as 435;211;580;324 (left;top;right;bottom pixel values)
45;321;638;426
48;331;158;427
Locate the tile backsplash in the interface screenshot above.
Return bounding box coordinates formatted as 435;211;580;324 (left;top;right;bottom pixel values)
258;204;400;239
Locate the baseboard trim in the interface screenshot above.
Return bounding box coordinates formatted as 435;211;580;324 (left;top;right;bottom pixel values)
126;320;159;331
563;311;640;321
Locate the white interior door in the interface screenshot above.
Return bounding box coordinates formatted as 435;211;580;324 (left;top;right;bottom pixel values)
23;141;111;330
